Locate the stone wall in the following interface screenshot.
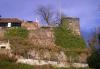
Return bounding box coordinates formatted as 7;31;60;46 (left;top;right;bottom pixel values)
29;27;56;47
21;21;40;30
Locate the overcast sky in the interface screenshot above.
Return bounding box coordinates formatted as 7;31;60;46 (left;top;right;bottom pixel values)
0;0;100;35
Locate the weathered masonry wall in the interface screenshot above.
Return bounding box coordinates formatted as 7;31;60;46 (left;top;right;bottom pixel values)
29;27;56;47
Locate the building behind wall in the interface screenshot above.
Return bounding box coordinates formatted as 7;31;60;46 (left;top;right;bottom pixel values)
0;18;22;28
0;18;40;30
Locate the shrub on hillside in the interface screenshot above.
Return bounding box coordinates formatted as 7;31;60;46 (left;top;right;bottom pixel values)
87;31;100;69
4;27;29;39
87;51;100;69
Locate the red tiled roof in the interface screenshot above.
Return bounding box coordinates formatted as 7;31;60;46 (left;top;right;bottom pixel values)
0;18;22;23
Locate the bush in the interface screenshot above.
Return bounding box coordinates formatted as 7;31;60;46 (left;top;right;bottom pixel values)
87;51;100;69
5;27;29;39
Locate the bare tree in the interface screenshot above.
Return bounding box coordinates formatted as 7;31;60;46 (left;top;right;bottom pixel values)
35;5;67;27
36;6;55;26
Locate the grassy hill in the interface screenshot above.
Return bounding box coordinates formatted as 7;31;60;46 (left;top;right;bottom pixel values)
53;18;86;50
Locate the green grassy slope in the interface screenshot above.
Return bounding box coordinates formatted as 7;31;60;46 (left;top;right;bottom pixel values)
53;19;86;49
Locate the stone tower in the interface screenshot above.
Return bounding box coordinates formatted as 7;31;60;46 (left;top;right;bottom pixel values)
63;17;80;35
